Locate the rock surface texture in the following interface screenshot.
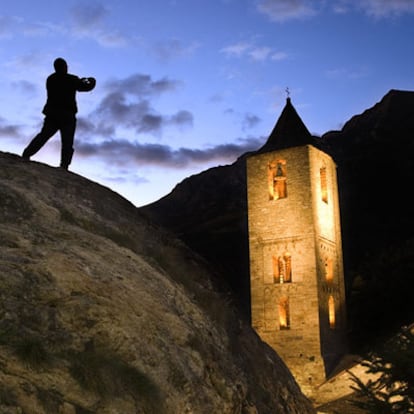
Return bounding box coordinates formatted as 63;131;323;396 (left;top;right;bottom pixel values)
0;152;315;414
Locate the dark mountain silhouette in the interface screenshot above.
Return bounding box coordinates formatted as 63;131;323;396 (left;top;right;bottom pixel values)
141;154;251;315
321;89;414;271
321;89;414;347
141;89;414;348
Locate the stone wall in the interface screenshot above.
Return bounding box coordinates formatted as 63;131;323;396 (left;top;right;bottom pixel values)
247;145;347;399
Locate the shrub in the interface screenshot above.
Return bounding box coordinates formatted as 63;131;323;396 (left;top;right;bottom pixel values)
14;337;52;370
350;325;414;413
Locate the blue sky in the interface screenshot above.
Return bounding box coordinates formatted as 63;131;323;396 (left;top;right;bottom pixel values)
1;0;414;206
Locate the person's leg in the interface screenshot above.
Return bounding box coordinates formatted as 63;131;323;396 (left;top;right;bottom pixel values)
59;116;76;169
22;117;58;159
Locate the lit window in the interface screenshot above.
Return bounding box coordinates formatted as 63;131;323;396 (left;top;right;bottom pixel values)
328;295;336;329
279;296;290;330
273;253;292;283
320;167;328;203
268;160;287;200
284;253;292;283
325;258;333;283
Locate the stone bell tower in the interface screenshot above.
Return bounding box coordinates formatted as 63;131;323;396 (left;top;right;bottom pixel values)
246;97;347;397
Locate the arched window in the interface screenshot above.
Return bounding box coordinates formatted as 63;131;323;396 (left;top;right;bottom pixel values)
273;253;292;283
279;296;290;330
328;295;336;329
320;167;328;203
325;258;333;283
284;253;292;283
268;160;287;200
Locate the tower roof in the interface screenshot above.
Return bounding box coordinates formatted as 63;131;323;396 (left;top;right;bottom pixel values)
258;97;315;152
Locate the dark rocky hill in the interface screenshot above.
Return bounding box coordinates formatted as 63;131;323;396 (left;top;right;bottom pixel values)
0;152;315;413
141;159;251;315
141;89;414;346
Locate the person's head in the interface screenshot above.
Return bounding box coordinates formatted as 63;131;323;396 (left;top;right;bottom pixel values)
54;58;68;74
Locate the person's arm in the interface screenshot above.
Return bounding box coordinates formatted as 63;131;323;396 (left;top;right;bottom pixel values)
77;77;96;92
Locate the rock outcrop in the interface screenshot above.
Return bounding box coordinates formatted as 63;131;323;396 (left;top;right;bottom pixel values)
0;152;315;413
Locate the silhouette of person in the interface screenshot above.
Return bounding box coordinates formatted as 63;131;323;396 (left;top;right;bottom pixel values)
22;57;96;170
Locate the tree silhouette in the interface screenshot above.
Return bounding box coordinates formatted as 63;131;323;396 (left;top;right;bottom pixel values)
349;325;414;413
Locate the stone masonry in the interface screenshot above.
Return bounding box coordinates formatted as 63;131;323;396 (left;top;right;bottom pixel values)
247;144;347;399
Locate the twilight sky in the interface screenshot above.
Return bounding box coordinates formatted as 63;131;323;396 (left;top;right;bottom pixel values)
1;0;414;206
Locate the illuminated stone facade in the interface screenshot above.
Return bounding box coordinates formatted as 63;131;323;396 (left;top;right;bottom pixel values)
247;101;347;398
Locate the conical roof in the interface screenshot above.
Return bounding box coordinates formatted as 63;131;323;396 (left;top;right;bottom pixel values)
258;97;315;152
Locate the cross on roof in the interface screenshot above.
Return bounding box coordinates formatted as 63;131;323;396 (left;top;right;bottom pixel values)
285;87;290;98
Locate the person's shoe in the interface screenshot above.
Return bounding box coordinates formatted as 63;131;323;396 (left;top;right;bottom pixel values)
22;149;30;161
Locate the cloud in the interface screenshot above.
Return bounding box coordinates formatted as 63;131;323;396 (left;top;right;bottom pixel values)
150;38;200;62
100;171;149;185
222;108;262;131
325;66;369;80
221;42;252;58
351;0;414;17
70;1;108;28
88;73;193;135
255;0;414;21
0;117;21;138
242;113;261;130
170;110;193;127
76;136;263;168
0;15;20;39
248;46;273;61
104;74;181;97
69;1;128;47
3;52;45;74
271;51;288;61
256;0;317;22
12;80;38;95
221;41;288;62
0;4;127;47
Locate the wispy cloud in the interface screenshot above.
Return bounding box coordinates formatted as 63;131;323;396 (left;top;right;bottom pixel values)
325;66;369;80
221;41;288;62
0;15;50;41
242;113;261;130
104;74;181;97
248;46;273;61
0;15;20;39
12;80;38;95
256;0;317;22
0;117;22;138
100;171;149;186
255;0;414;21
70;1;108;28
150;38;201;63
221;42;252;58
76;136;262;168
351;0;414;18
69;1;128;47
0;2;128;48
